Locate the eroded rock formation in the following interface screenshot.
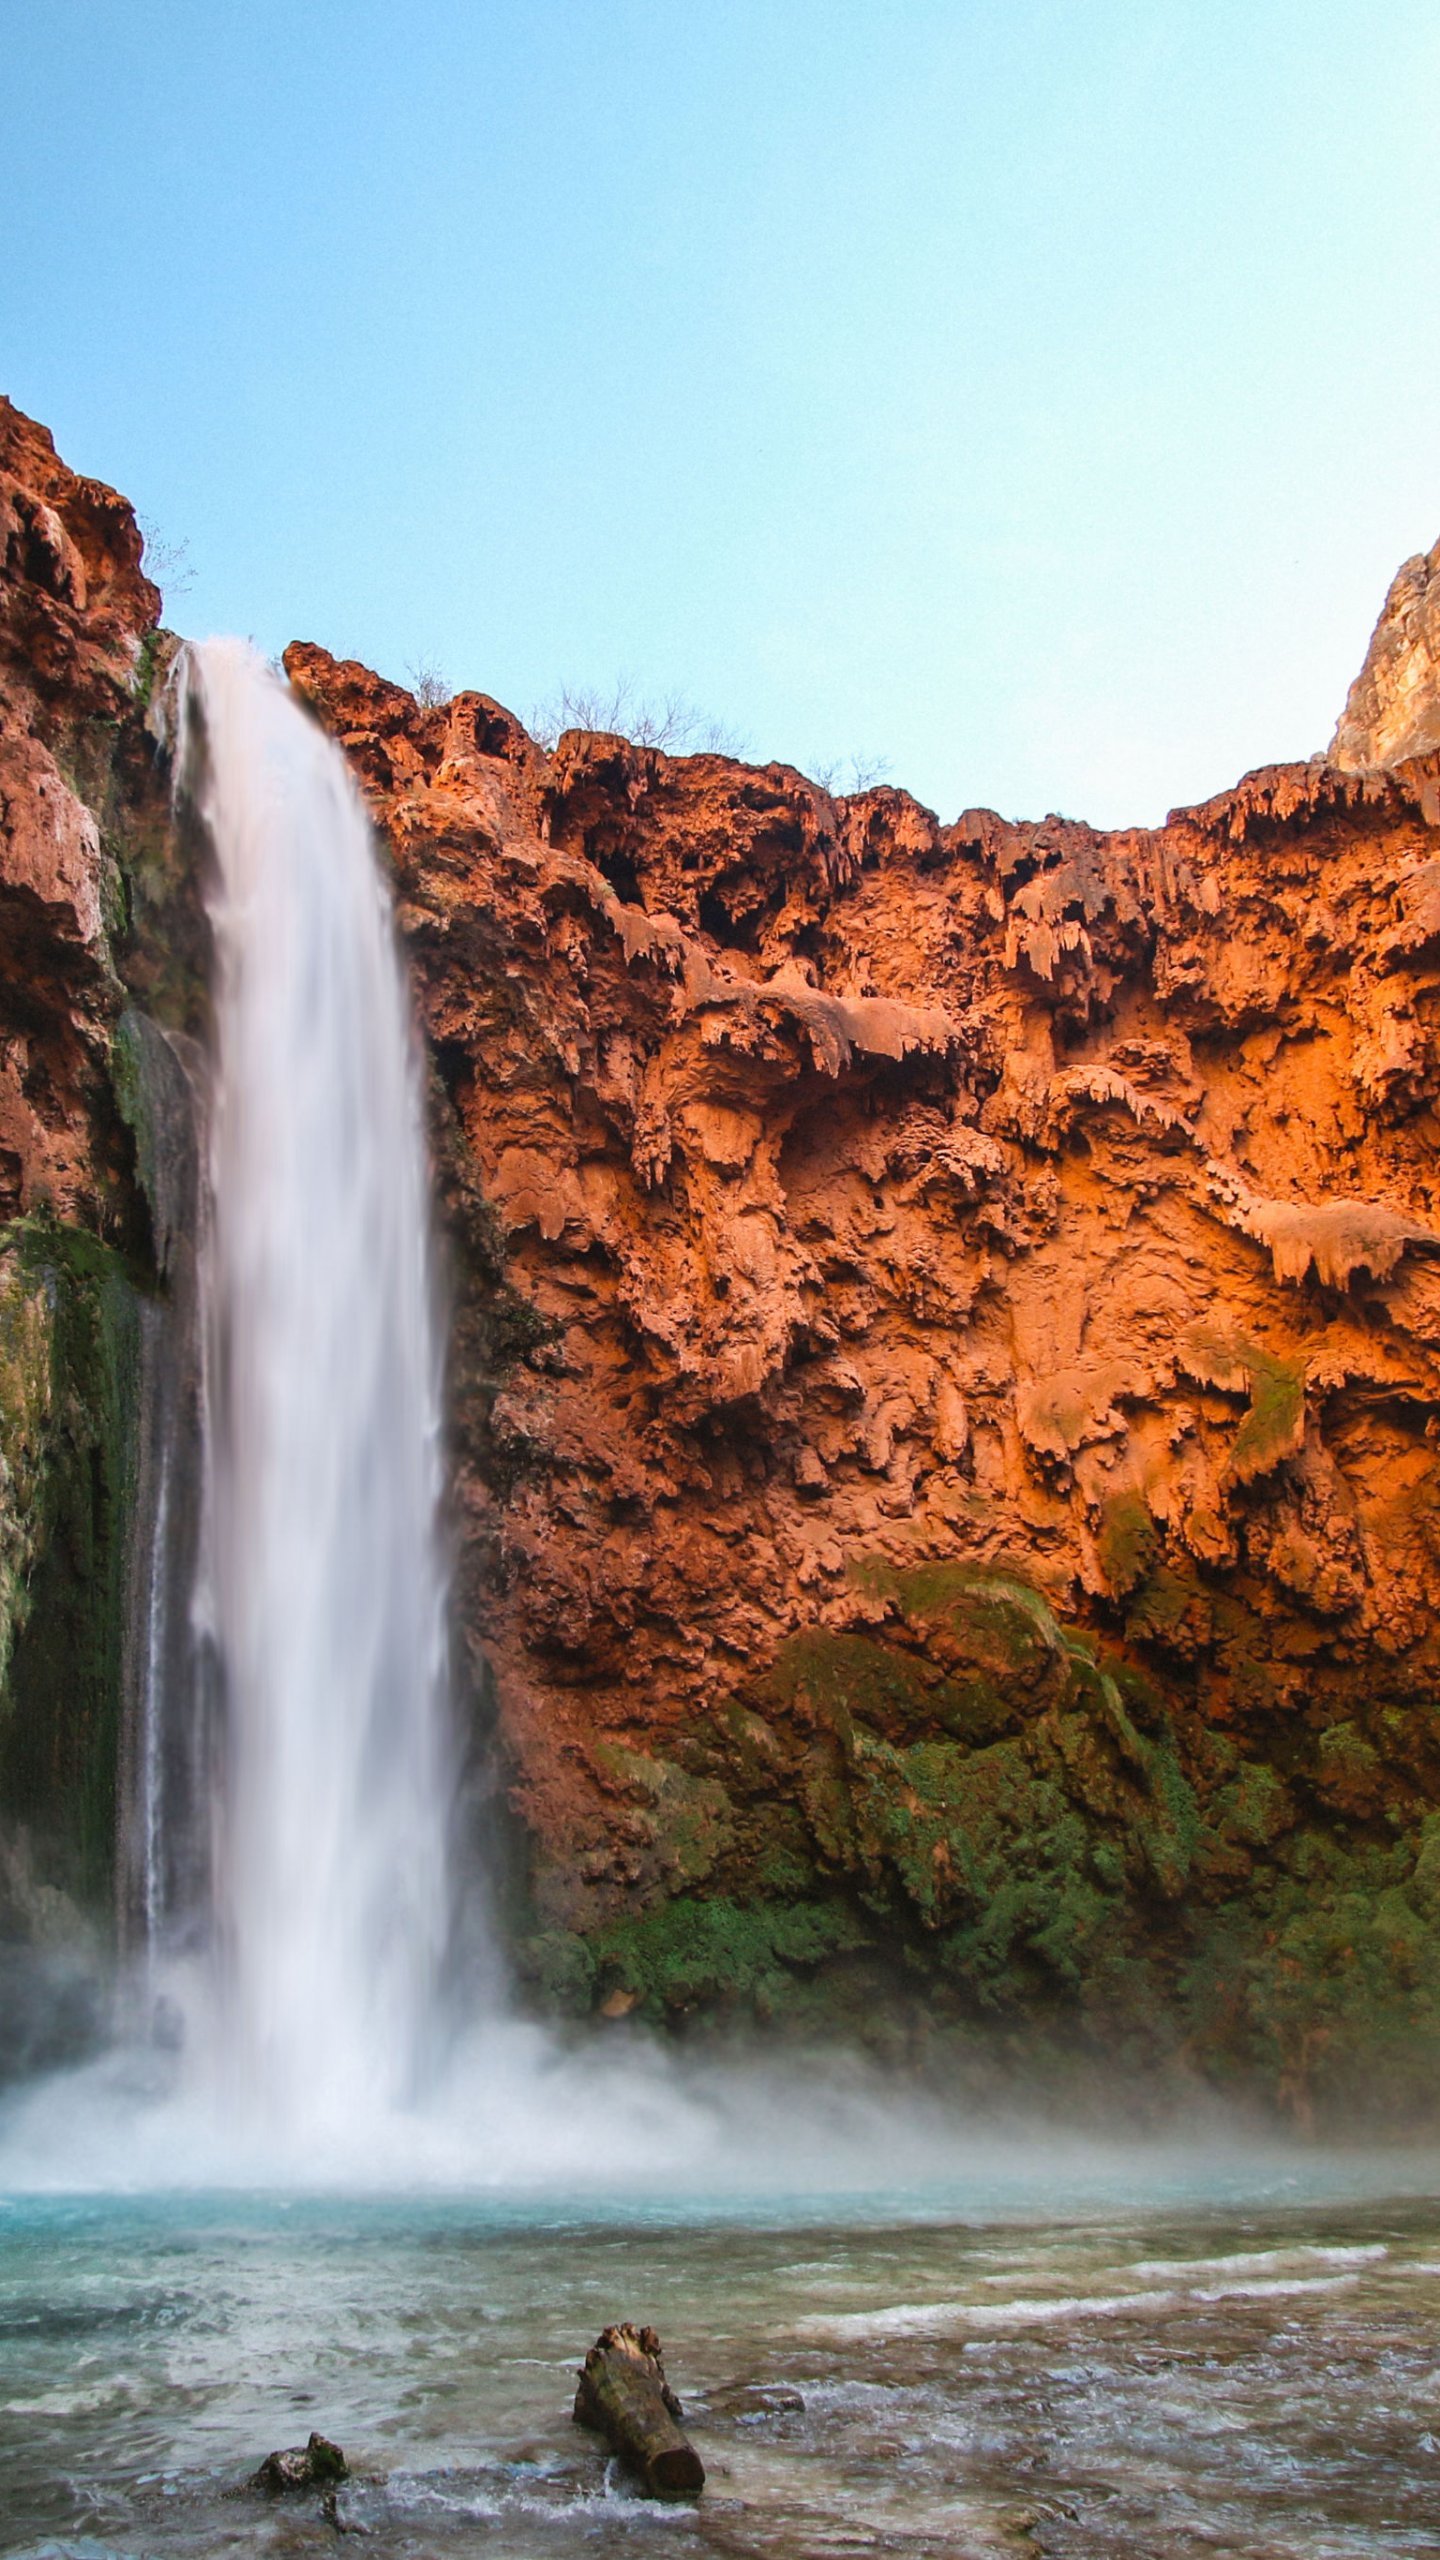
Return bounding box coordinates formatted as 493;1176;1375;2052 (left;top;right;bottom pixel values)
7;389;1440;2114
273;634;1440;2113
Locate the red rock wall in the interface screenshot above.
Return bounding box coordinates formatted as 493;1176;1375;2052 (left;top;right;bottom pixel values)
285;637;1440;2107
0;398;162;1224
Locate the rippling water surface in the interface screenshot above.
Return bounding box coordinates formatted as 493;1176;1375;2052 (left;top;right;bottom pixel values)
5;2157;1440;2559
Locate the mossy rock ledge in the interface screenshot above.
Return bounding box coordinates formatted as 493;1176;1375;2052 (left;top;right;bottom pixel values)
517;1563;1440;2126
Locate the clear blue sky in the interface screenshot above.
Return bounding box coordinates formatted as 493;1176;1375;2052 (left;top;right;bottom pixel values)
6;1;1439;825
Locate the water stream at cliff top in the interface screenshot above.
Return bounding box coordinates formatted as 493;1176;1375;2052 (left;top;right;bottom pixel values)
171;637;454;2140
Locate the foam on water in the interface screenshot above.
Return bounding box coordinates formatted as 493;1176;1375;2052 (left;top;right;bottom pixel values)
6;2184;1440;2557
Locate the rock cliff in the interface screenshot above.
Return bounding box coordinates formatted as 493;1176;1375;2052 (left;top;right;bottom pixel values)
278;639;1440;2115
0;398;179;2068
8;392;1440;2116
1332;536;1440;769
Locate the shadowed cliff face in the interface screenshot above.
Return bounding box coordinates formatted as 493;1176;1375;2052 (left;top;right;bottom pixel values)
0;403;212;2065
0;399;173;2042
284;636;1440;2112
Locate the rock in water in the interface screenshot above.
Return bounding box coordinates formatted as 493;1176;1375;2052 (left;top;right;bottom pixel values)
253;2430;349;2494
574;2324;705;2497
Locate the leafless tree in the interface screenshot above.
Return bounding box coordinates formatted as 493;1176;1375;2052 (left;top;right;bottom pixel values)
807;751;895;795
138;517;197;603
405;656;452;709
529;676;746;757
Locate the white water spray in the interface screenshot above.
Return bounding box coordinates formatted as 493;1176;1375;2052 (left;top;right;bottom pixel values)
178;638;452;2138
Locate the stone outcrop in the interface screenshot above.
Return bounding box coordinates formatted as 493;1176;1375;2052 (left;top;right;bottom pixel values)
0;397;160;1222
8;391;1440;2117
1332;534;1440;769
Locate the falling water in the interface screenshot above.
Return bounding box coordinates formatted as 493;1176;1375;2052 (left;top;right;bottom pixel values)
138;1444;171;1947
174;638;452;2137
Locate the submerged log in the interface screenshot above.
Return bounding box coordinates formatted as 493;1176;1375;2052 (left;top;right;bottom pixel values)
253;2430;349;2494
573;2324;705;2498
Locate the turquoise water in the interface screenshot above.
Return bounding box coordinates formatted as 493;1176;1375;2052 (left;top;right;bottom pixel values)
6;2159;1440;2557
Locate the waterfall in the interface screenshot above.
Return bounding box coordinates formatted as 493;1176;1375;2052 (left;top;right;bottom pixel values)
174;638;452;2138
138;1442;170;1948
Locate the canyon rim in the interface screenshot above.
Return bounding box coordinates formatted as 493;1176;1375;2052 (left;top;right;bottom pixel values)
5;393;1440;2124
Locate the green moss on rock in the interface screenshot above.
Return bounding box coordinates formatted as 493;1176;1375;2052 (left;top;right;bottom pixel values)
0;1249;58;1706
1214;1760;1297;1851
752;1626;1014;1748
0;1215;144;1905
1313;1721;1388;1821
592;1894;872;2022
592;1744;737;1890
1183;1327;1307;1484
1097;1490;1161;1597
1180;1828;1440;2120
522;1544;1440;2119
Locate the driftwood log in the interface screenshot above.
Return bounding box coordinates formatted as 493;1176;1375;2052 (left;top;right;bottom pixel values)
573;2324;705;2498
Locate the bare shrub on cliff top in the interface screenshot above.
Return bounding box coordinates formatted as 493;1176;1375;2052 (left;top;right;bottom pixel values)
138;516;196;604
530;676;746;758
808;750;895;795
405;656;452;709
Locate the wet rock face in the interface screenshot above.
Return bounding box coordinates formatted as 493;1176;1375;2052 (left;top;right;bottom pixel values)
1332;534;1440;770
0;402;174;1947
284;629;1440;2113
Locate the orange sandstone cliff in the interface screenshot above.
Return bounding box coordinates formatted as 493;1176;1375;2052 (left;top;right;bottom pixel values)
283;596;1440;2113
7;390;1440;2113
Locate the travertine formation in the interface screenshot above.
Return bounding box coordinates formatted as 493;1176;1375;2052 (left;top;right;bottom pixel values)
277;637;1440;2110
6;390;1440;2113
